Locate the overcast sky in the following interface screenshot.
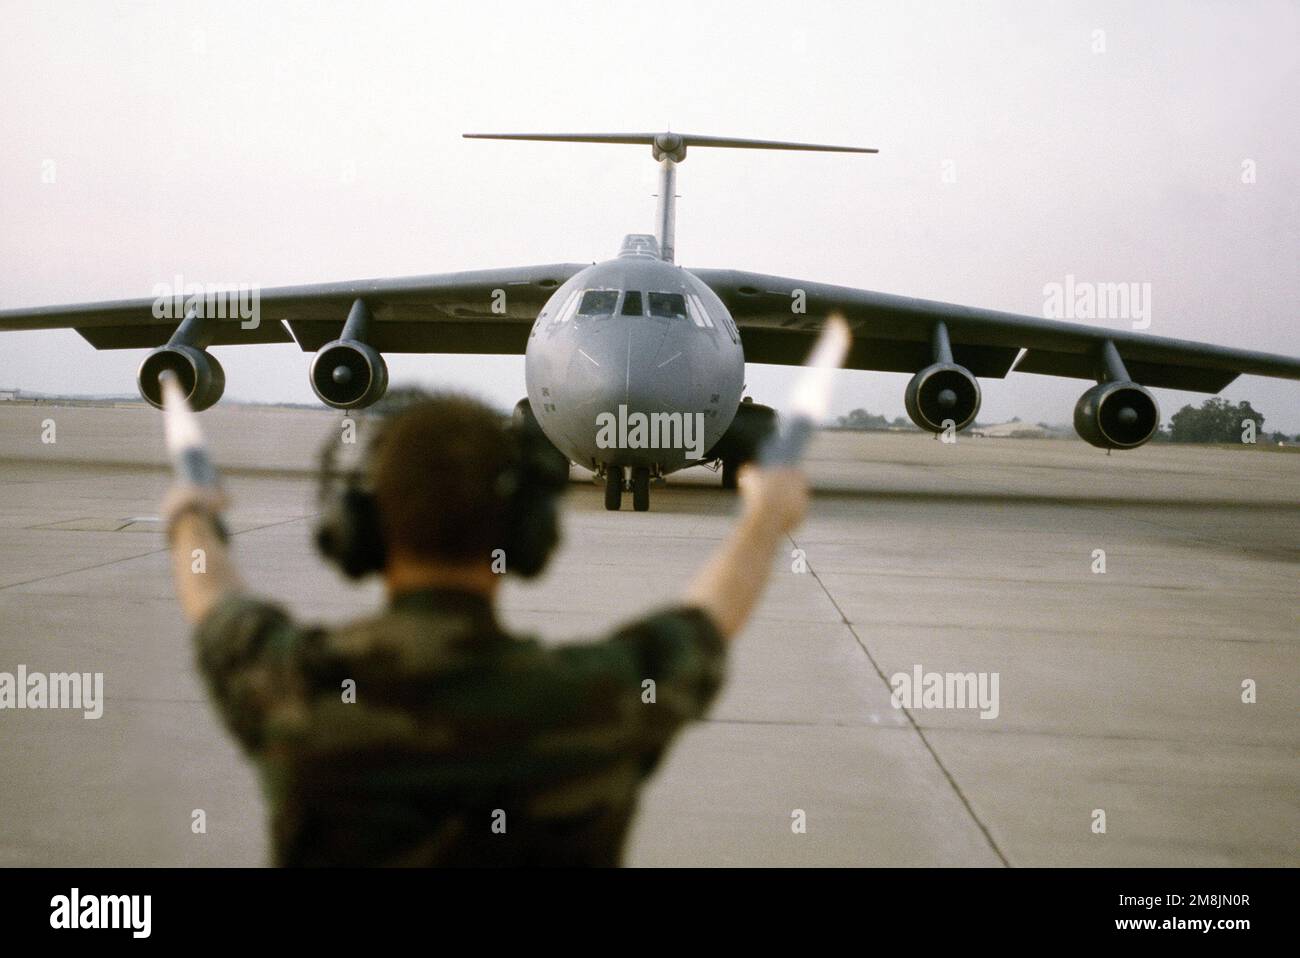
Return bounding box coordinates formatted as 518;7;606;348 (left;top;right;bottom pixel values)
2;0;1297;430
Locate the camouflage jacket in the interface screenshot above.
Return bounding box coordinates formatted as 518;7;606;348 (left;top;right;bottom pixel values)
192;588;726;866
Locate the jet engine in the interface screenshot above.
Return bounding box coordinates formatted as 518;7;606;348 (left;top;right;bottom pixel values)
137;345;225;411
310;340;389;409
904;362;981;433
1073;381;1159;449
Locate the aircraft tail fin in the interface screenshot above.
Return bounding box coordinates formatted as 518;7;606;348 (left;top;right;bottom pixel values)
463;132;876;264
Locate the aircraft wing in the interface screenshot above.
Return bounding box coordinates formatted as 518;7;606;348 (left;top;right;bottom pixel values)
0;264;586;354
692;268;1300;392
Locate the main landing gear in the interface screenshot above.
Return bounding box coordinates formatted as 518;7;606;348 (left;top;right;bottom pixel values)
603;466;652;512
721;458;741;490
707;398;778;492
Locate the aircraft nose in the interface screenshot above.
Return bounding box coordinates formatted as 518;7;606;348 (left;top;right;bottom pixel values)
554;315;703;467
621;320;686;410
566;316;680;408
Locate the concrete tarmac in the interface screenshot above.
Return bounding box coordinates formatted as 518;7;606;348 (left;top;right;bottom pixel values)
0;403;1296;866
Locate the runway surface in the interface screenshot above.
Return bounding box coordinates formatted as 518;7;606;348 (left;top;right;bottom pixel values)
0;403;1296;866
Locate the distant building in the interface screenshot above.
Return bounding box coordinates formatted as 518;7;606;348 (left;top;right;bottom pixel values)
0;388;19;402
969;419;1049;439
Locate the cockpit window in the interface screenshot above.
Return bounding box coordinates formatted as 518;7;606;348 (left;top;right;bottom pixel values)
621;291;643;316
685;293;714;328
648;292;688;320
577;289;620;315
545;289;581;327
579;287;618;314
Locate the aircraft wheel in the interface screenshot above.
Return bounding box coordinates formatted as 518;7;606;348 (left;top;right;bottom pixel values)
631;467;650;512
604;468;623;511
721;459;741;490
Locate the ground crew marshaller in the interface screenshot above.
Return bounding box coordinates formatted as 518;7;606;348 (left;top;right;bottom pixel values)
165;393;807;866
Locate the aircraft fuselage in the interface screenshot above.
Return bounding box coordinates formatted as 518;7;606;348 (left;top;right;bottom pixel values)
524;235;745;476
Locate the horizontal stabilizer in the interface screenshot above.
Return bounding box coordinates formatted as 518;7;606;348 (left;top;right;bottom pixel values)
464;131;877;158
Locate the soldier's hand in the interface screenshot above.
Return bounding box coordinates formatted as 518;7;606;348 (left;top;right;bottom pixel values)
737;465;808;534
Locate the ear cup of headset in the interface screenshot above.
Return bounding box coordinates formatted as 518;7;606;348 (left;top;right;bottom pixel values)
314;485;386;580
504;483;561;577
500;414;569;578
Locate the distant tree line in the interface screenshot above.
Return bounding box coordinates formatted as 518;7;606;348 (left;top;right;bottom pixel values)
1163;397;1291;444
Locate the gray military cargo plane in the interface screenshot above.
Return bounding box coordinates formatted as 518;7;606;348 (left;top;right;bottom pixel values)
3;131;1299;511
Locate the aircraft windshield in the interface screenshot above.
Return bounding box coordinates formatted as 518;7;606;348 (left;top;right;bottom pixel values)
577;290;620;315
648;292;688;320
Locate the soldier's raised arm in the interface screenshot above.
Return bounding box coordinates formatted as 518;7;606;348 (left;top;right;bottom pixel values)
684;316;840;638
165;488;243;624
684;464;808;639
155;368;246;624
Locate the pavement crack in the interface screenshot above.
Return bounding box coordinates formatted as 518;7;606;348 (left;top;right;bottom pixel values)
790;531;1013;868
0;514;313;593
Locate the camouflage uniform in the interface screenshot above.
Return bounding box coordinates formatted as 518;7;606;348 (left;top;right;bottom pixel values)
193;588;725;866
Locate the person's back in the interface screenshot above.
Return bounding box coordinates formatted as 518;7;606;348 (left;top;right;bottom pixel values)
195;587;724;866
165;391;806;866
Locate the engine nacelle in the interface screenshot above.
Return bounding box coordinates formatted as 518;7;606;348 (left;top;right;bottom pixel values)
904;363;981;433
137;345;226;411
1074;381;1160;449
310;340;389;409
512;398;572;478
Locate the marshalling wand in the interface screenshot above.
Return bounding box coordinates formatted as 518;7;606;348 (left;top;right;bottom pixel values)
758;314;852;466
159;369;228;540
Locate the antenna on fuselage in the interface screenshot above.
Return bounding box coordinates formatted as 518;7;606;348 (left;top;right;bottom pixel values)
462;132;878;265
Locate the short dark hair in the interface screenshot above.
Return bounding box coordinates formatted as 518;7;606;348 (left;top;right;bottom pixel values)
370;393;512;564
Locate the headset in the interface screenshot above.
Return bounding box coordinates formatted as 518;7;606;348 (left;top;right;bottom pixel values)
314;391;569;580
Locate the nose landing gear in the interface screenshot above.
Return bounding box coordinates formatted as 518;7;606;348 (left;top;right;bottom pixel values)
604;467;623;511
630;467;650;512
602;465;652;511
